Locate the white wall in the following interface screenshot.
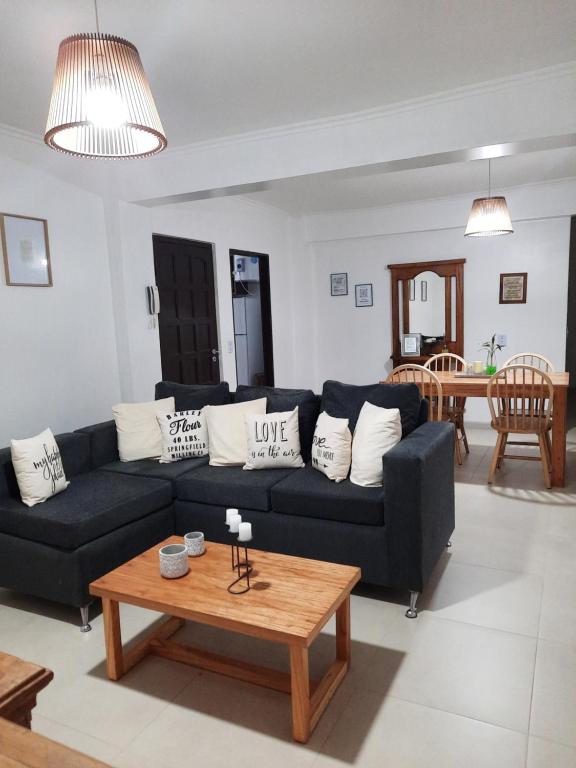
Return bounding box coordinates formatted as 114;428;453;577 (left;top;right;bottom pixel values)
304;182;573;420
0;154;121;445
111;196;299;402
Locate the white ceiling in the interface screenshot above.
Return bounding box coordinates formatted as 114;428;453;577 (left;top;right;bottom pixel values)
241;147;576;213
1;0;576;146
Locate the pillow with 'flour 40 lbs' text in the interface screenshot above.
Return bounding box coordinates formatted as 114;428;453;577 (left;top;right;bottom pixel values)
157;410;208;463
243;408;304;470
311;411;352;483
11;428;69;507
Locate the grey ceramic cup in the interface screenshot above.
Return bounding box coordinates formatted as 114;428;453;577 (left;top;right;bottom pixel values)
159;543;189;578
184;531;205;557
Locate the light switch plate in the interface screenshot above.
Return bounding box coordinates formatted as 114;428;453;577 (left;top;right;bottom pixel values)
496;334;507;346
227;340;234;354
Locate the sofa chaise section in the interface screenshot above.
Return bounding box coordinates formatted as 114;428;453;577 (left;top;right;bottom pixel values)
0;432;174;630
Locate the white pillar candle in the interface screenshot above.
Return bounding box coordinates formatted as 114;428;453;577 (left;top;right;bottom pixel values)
228;514;242;533
238;522;252;542
226;508;239;524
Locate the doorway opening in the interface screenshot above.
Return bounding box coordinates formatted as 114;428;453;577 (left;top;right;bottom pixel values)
566;216;576;427
229;250;274;387
153;234;221;385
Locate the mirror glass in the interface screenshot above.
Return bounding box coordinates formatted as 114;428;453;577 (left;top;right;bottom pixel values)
408;270;445;339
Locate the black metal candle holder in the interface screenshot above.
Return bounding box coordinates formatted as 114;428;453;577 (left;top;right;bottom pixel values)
227;537;253;595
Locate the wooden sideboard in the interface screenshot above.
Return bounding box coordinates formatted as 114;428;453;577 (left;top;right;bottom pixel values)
0;653;53;729
0;717;111;768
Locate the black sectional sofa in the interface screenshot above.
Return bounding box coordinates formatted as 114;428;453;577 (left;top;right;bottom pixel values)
0;380;454;630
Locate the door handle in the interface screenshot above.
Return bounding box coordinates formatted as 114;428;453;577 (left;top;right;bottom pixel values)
211;348;220;362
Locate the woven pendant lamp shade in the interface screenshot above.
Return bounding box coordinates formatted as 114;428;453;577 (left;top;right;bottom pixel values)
44;33;166;158
464;196;514;237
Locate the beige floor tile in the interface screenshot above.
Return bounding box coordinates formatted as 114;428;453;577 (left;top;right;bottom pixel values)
531;639;576;747
315;692;527;768
36;655;197;748
125;667;353;768
527;737;576;768
539;572;576;645
33;715;121;765
356;616;536;733
420;561;543;636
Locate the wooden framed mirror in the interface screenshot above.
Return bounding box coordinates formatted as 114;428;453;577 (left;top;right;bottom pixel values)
387;259;465;367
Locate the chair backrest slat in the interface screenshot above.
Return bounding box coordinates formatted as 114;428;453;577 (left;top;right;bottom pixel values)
385;364;443;421
424;353;466;373
503;352;555;372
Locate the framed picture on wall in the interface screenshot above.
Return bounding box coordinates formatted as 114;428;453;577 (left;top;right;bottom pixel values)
1;213;52;287
499;272;527;304
330;272;348;296
355;283;373;307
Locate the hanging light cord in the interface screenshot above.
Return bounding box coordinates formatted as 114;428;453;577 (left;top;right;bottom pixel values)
488;158;492;199
94;0;100;34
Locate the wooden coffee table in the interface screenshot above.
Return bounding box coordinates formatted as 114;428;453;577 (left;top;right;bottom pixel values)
90;537;360;743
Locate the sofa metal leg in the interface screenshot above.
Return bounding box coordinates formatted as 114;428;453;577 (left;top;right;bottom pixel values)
80;604;92;633
405;591;419;619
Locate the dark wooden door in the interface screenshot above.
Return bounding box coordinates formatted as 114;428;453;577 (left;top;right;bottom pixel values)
153;235;220;384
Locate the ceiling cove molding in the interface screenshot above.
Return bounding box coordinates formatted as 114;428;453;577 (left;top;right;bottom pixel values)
164;61;576;158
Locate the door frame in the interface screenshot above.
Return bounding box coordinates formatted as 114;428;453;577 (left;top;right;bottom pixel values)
152;233;223;383
230;249;275;387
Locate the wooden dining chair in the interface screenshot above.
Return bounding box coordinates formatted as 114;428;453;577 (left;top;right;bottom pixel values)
503;352;555;372
424;353;469;464
487;364;554;488
386;364;443;421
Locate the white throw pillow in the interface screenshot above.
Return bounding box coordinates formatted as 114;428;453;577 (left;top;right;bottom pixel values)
243;407;305;470
350;402;402;487
112;397;175;462
157;410;208;463
311;411;352;483
11;428;69;507
204;398;267;466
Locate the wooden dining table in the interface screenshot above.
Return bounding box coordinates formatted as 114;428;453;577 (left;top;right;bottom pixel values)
410;370;570;487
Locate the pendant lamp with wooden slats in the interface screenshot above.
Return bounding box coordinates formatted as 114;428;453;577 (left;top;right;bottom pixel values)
465;159;513;237
44;12;166;159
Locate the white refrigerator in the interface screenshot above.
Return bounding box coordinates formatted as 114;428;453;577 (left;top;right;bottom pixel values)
233;293;264;386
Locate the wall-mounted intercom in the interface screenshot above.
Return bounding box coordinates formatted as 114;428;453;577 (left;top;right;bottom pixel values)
146;285;160;328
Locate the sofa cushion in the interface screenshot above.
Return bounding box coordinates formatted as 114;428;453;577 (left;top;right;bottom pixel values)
155;381;231;411
0;471;172;550
175;464;297;512
75;421;119;469
234;386;320;462
101;456;208;482
271;463;385;526
0;433;90;502
321;380;421;436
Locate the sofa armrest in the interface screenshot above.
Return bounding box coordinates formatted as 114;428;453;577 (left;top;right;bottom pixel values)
382;421;455;592
75;421;119;469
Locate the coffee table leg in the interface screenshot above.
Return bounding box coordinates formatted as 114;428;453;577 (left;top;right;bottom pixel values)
102;598;123;681
336;595;351;662
289;645;310;743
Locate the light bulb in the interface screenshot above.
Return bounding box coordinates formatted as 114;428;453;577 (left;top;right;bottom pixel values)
85;75;128;129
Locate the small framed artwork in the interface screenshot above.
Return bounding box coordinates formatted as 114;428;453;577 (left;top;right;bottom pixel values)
499;272;527;304
330;272;348;296
408;279;415;301
355;283;373;307
402;333;421;356
1;213;52;287
420;280;428;302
